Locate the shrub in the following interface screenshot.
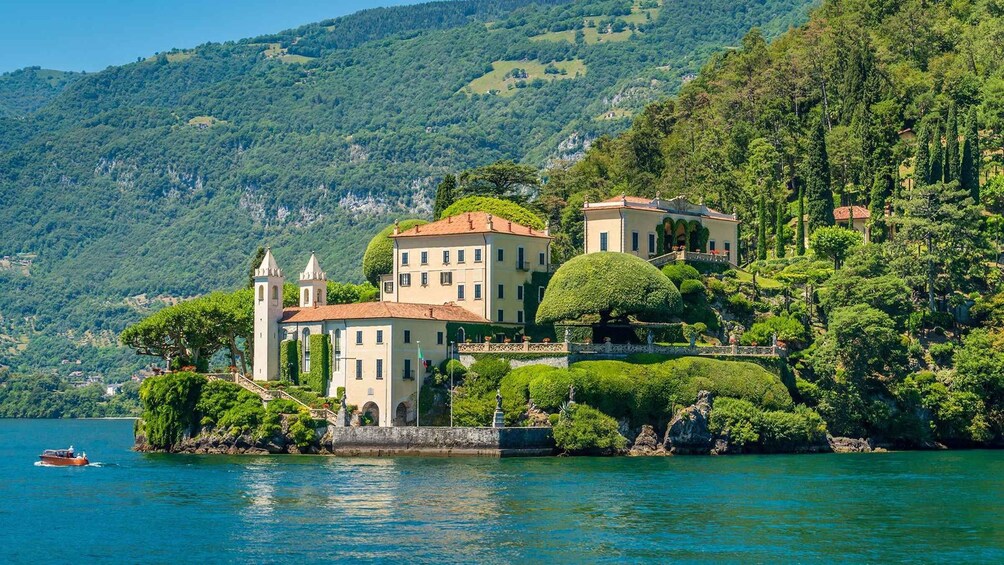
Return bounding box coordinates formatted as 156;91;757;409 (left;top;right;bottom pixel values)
139;372;206;449
279;340;299;384
441;196;545;229
726;293;753;315
266;398;303;416
709;397;826;452
928;342;955;367
741;315;809;348
552;404;627;453
217;401;266;434
466;356;511;395
287;412;318;448
439;359;467;378
679;279;705;296
662;263;701;287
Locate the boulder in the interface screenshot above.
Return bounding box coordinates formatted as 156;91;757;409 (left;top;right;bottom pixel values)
629;425;664;456
664;390;714;455
828;435;874;453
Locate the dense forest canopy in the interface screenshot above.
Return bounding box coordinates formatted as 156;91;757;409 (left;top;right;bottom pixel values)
0;0;813;379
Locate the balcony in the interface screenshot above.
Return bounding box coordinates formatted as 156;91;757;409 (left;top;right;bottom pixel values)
402;370;415;381
516;260;530;272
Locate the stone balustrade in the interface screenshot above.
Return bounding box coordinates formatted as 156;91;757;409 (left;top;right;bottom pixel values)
456;341;784;358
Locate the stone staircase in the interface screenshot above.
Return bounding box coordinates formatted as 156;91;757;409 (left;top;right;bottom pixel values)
205;373;339;425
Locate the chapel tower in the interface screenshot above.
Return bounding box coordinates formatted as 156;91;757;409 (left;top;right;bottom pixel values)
253;248;284;381
299;253;327;308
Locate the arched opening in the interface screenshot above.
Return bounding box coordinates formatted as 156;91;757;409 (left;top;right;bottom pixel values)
673;221;688;250
271;285;279;306
258;285;264;302
457;327;466;343
395;402;409;426
303;288;310;305
361;402;380;426
302;328;311;372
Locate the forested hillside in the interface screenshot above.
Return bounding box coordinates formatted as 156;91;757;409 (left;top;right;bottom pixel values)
0;0;814;378
0;67;79;118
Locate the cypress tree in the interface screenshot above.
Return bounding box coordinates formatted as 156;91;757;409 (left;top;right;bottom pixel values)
756;195;767;261
433;174;457;219
805;117;834;233
796;185;806;256
869;169;891;243
914;120;930;186
945;103;959;183
775;200;786;258
964;107;980;202
929;120;943;185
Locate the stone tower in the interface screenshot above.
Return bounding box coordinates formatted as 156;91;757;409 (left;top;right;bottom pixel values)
299;252;327;308
253;248;284;382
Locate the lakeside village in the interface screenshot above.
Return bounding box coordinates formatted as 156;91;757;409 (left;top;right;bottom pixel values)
132;194;886;456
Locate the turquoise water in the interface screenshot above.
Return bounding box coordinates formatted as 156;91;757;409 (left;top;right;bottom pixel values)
3;419;1004;563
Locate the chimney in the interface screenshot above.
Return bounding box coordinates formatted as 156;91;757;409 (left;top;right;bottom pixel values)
486;214;494;230
448;216;452;223
428;307;434;318
621;193;627;205
508;220;512;232
393;220;399;235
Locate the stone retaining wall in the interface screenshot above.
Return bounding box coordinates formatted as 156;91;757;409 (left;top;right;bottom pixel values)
458;354;569;369
324;426;555;457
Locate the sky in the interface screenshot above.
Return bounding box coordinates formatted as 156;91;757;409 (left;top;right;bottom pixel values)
0;0;421;74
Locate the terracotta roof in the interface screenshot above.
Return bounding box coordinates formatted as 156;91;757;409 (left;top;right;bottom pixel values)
834;206;871;221
585;194;738;222
390;212;550;239
281;301;489;323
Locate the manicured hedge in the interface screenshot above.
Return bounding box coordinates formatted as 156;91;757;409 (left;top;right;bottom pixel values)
441;196;545;230
362;219;428;284
279;339;300;383
304;333;330;394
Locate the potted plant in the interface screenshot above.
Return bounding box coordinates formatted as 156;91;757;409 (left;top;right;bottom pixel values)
504;337;512;343
523;335;531;342
484;336;492;343
542;337;551;343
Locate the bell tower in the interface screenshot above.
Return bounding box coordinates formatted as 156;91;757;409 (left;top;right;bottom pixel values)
299;252;327;308
253;248;284;381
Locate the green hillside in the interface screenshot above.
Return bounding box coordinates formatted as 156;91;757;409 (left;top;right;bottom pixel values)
0;67;79;118
0;0;814;379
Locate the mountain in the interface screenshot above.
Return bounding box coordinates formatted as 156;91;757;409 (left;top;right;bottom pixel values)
0;0;815;378
0;67;79;118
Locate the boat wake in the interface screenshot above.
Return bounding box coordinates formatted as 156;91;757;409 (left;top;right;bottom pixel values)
35;461;112;468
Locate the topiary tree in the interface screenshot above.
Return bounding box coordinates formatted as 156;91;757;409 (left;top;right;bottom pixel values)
537;253;683;329
361;219;428;285
810;226;862;270
440;196;545;230
662;262;701;287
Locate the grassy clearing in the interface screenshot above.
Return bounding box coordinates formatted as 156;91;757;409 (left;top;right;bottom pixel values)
463;59;586;96
187;116;226;128
596;108;634;120
736;269;785;290
262;43;314;65
531;26;636;45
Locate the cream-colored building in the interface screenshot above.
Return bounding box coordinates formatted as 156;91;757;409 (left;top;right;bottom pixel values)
582;195;739;264
383;211;552;326
253;212;551;427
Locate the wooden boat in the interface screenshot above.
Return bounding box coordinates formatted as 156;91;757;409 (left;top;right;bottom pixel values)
39;447;88;466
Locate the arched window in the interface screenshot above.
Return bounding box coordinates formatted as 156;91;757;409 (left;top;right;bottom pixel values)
271;285;278;306
457;327;466;343
302;328;311;372
303;288;310;305
258;285;264;302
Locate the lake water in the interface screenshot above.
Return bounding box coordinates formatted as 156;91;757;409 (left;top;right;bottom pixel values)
3;419;1003;563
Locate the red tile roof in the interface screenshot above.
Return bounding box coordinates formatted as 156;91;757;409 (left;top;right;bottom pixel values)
390;212;550;239
281;301;489;323
833;206;871;221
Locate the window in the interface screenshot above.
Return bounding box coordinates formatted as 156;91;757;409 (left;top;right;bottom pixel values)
474;248;483;263
600;232;608;251
474;284;482;300
376;330;384;344
538;287;545;301
421;272;428;286
458;284;465;300
632;231;639;252
257;286;264;301
648;233;656;254
356;331;363;345
497;248;504;262
401;252;409;266
497;309;504;322
303;288;310;305
383;281;394;294
399;273;411;287
539;251;546;265
443;250;450;264
517;246;525;270
440;272;453;285
302;329;311;372
517;286;524;300
271;285;278;306
333;329;341;371
420;251;428;265
517;310;524;324
376;359;383;380
404;358;413;380
458;249;465;263
497;284;504;299
437;331;444;345
355;359;363;380
709;240;716;252
403;330;411;343
724;241;731;259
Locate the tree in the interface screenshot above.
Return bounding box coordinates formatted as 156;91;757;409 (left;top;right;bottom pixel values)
805;116;834;233
945;103;959;183
960;108;979;202
775;200;786;258
440;196;545;229
553;403;627;453
868;167;893;243
825;305;904;378
458;160;539;200
536;253;682;326
246;247;267;289
810;226;862;269
433;174;457;219
914;119;931;186
756;195;768;261
796;184;806;256
928;120;943;184
361;219;428;285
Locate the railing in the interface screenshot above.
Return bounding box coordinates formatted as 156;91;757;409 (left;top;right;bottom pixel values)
402;369;415;381
649;250;734;268
457;342;570;354
206;372;342;425
516;260;529;271
456;341;784;358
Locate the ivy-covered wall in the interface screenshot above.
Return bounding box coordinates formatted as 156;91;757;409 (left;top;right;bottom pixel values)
280;339;299;383
522;271;556;341
305;334;330;394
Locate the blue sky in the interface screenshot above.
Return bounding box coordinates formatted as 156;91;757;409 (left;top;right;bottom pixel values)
0;0;421;73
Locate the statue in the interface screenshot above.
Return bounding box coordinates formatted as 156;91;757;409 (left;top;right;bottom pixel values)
340;393;348;413
496;388;503;411
564;327;572;343
647;329;654;346
568;383;576;404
